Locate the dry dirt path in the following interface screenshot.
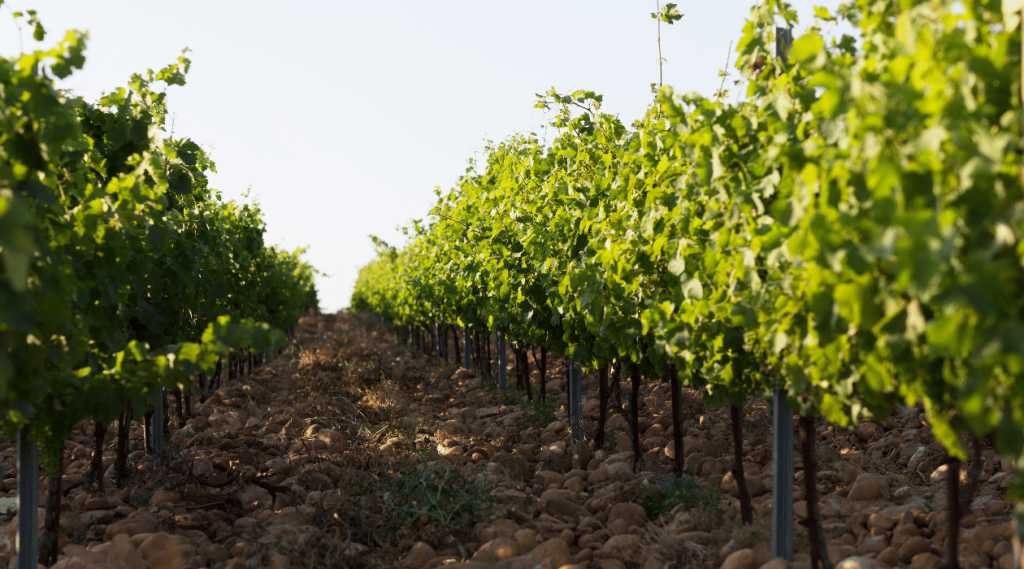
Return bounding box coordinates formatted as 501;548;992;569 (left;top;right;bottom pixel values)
0;313;1016;569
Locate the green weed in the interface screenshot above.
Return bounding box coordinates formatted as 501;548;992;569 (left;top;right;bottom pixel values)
638;474;723;526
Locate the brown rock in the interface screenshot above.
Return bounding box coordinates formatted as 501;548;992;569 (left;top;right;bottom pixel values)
702;441;725;459
530;538;571;568
890;523;918;549
835;557;882;569
897;536;931;564
149;490;180;507
602;534;641;559
793;501;808;520
317;429;346;445
492;555;544;569
876;546;899;567
403;541;437;567
563;476;587;493
84;496;124;511
587;466;610;485
190;457;214;477
471;538;521;565
237;484;272;510
544;498;581;517
107;533;143;569
855;422;881;442
104;515;157;540
860;535;887;554
720;548;757;569
846;473;890;502
559;528;574;546
909;552;940;568
79;510;115;525
268;554;291;569
202;543;230;563
867;511;895;533
572;441;592;471
137;533;183;569
437;420;470;439
758;559;792;569
535;470;563;489
606;462;634;483
606;518;629;536
514;528;540;552
496;454;533;481
607;502;646;529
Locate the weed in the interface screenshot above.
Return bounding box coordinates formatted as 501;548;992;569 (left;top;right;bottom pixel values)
516;395;558;430
382;457;496;543
638;474;724;528
602;426;622;453
133;491;152;509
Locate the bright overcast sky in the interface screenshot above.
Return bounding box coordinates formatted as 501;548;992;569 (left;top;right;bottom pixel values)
1;1;849;313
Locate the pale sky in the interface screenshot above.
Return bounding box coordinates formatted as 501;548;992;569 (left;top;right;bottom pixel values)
1;1;849;313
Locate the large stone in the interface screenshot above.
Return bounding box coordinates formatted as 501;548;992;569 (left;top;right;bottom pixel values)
84;496;124;511
572;440;592;471
563;476;587;493
268;554;291;569
437;420;470;439
514;528;540;553
846;473;890;502
104;514;158;540
876;547;899;567
720;548;757;569
855;423;882;442
493;555;544;569
867;511;896;532
137;533;184;569
897;537;932;564
79;510;115;525
107;533;143;569
608;502;646;529
471;538;521;565
403;541;437;567
317;430;346;445
587;466;609;485
702;440;726;459
836;557;883;569
496;454;532;481
237;484;272;510
602;534;641;559
149;490;180;507
191;457;214;477
909;553;940;568
535;470;562;489
606;462;634;483
530;538;570;568
758;560;792;569
544;498;582;517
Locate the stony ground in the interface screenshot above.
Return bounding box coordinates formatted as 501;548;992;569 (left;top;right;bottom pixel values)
0;312;1016;569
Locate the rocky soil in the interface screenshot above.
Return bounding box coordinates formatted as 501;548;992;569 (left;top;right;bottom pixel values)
0;313;1015;569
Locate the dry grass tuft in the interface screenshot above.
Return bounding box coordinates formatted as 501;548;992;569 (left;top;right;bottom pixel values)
298;344;338;373
360;379;406;425
639;520;709;569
